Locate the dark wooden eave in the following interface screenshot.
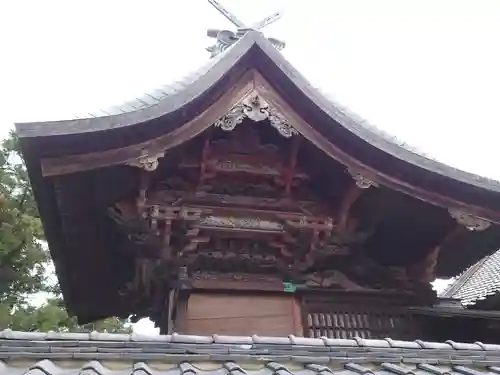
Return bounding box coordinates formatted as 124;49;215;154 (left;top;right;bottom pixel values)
14;31;500;322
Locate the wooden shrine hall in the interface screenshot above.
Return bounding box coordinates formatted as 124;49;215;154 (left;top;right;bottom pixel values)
15;10;500;344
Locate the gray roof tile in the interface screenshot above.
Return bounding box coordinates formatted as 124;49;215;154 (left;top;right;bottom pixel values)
73;33;435;163
0;330;499;375
441;250;500;305
79;44;234;120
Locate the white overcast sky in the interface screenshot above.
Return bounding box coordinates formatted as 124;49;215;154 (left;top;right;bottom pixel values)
2;0;500;334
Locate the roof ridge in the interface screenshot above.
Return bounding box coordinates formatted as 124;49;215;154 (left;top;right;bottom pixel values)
0;330;499;351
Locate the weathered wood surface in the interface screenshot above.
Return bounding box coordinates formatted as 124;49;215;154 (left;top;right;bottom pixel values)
184;293;301;336
302;293;421;340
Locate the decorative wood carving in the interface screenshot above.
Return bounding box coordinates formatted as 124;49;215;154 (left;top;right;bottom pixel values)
214;92;298;138
192;271;282;284
186;238;289;273
303;270;366;290
199;216;284;231
298;247;425;293
293;229;373;272
448;208;491;231
125;150;165;171
347;168;379;189
149;191;327;215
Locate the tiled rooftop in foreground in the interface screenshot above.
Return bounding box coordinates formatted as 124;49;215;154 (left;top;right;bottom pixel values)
2;330;500;375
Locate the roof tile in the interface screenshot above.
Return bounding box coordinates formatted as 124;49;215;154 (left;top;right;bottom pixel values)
171;334;213;344
179;363;199;375
291;356;332;364
385;339;422;350
130;333;171;342
452;366;486;375
414;341;453;350
266;362;293;375
343;363;374;374
253;336;292;345
213;335;253;345
304;364;334;374
81;360;108;375
353;339;390;349
478;344;500;352
442;250;500;305
323;339;358;348
445;342;484;351
223;362;247;375
289;336;325;347
416;363;451;375
0;330;499;375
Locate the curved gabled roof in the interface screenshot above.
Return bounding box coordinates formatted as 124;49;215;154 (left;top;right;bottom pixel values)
16;31;500;196
75;47;233;119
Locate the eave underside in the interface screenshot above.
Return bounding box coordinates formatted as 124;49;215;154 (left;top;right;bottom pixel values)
39;126;500;323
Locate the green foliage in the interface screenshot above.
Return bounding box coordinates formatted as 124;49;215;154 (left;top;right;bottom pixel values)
0;131;130;333
0;131;47;307
0;298;131;333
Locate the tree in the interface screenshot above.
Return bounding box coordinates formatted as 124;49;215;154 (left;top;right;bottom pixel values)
0;131;131;332
0;131;47;308
0;298;131;333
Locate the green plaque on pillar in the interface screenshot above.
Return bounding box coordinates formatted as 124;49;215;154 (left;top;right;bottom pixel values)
283;282;296;292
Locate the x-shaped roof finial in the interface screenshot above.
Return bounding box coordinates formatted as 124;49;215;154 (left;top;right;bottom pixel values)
206;0;286;57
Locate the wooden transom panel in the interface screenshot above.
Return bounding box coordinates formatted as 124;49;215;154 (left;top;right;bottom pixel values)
185;293;302;336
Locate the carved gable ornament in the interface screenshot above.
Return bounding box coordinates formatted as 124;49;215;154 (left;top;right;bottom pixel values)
347;168;379;189
125;150;165;171
214;93;298;138
448;208;491;231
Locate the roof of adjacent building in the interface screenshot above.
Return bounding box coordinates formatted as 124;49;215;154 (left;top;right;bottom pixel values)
441;250;500;306
2;330;500;374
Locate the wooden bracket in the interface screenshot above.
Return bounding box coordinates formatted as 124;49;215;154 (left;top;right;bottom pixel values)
337;182;365;232
409;224;463;283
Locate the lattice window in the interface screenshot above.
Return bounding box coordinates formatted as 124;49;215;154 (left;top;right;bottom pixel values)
303;296;419;340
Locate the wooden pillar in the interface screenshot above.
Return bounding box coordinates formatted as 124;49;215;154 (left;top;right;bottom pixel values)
173;291;190;334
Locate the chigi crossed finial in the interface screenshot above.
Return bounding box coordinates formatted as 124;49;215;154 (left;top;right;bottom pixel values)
206;0;286;58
